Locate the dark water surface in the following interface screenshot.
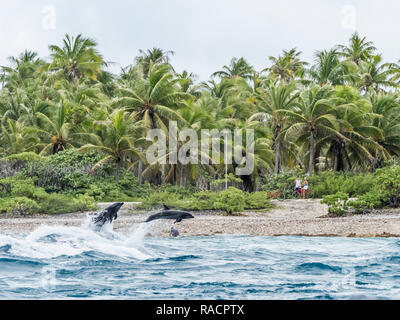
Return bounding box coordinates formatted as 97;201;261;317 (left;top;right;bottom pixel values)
0;223;399;299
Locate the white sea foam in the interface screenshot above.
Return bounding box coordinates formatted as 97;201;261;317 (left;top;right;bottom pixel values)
0;216;156;260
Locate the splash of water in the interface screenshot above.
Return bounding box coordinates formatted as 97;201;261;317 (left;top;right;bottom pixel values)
0;214;161;261
124;222;156;248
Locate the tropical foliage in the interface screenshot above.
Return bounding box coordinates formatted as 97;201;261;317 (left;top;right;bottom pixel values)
1;32;400;199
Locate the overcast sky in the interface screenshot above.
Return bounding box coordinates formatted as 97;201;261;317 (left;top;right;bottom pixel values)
1;0;399;81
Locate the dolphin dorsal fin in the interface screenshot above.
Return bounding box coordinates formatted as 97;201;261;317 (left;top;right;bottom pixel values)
163;204;170;210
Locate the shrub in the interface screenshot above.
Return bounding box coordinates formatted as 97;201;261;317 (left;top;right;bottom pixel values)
347;166;400;213
244;192;273;210
347;192;382;213
213;187;245;214
24;149;108;193
117;172;150;199
321;192;350;215
138;191;185;210
0;152;44;179
0;197;40;215
74;194;98;212
157;184;196;196
85;184;106;201
188;191;218;211
4;152;44;163
38;193;90;214
309;171;374;198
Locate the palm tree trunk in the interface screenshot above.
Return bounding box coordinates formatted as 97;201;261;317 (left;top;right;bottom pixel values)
274;125;281;174
314;146;320;174
274;140;281;175
333;153;339;171
115;160;121;184
333;141;344;171
308;131;315;176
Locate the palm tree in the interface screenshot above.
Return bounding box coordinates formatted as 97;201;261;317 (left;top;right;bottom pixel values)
113;63;190;183
0;88;27;124
326;86;384;171
114;63;189;131
308;49;347;86
212;57;254;80
1;50;44;89
79;109;147;184
48;34;106;82
175;70;200;97
265;48;307;82
0;119;39;155
370;92;400;162
251;81;299;174
233;119;274;191
355;55;397;93
135;48;174;78
279;85;341;176
36;100;75;154
337;32;377;65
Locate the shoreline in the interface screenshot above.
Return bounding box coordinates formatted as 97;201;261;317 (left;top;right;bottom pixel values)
1;199;400;238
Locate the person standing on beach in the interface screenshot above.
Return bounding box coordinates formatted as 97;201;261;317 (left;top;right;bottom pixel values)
302;178;309;199
294;177;302;194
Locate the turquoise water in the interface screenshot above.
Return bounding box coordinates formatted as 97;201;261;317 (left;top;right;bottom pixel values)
0;221;400;300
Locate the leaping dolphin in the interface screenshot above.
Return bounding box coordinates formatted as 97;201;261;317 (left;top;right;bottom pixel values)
91;202;124;230
145;205;194;224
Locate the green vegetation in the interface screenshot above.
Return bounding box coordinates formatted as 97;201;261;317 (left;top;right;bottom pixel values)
321;192;350;215
138;187;273;215
1;32;400;215
321;166;400;215
0;175;97;215
348;166;400;213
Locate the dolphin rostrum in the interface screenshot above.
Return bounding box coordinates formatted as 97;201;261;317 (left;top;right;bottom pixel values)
91;202;124;230
145;205;194;224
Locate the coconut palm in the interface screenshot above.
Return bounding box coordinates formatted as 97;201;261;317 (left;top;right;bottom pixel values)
279;85;341;176
1;50;44;89
355;55;397;93
337;32;377;65
135;48;175;78
175;70;200;97
212;57;254;80
308;49;347;86
370;92;400;161
265;48;307;82
325;86;384;171
113;63;190;183
251;81;299;174
36;100;75;154
232;118;274;191
48;34;106;82
79;109;147;184
114;63;189;131
0;119;39;155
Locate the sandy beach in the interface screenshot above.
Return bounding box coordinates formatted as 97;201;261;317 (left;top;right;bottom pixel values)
1;199;400;238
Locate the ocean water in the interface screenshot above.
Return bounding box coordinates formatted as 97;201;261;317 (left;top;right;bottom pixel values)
0;218;400;300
